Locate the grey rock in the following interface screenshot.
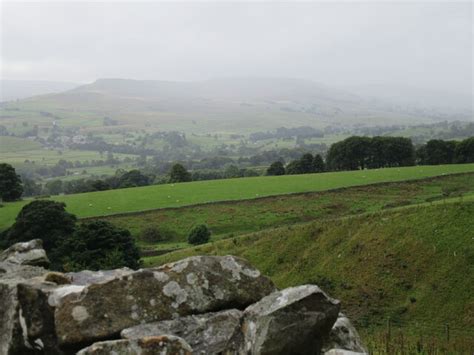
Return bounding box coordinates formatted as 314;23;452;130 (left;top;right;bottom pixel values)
0;261;48;355
76;335;193;355
66;268;133;286
54;255;276;347
323;313;367;354
122;309;243;354
0;262;47;282
324;350;367;355
241;285;340;355
0;239;50;268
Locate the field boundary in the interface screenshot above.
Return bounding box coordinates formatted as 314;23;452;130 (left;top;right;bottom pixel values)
82;171;474;222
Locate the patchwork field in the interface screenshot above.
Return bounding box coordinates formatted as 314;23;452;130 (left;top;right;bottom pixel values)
2;163;474;231
1;148;136;166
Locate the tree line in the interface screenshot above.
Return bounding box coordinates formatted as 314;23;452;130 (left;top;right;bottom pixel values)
416;137;474;165
266;136;474;176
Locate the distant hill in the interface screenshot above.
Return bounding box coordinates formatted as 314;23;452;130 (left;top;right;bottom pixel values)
0;77;468;133
0;80;79;102
348;83;473;116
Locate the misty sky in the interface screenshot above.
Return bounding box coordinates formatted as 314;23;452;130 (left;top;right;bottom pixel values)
1;1;472;95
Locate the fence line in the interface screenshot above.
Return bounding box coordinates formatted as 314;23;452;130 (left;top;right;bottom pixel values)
359;317;474;354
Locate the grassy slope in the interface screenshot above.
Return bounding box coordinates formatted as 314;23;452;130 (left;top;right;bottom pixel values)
102;173;474;250
148;202;474;338
2;163;474;231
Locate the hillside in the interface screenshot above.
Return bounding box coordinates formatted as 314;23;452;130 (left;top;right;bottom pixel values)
0;77;451;135
147;201;474;342
2;164;474;231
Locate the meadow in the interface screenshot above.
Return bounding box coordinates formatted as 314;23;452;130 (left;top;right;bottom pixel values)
147;201;474;352
0;136;43;153
100;172;474;251
2;163;474;231
1;145;135;166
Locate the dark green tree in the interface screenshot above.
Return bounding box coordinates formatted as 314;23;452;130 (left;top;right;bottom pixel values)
0;163;23;201
266;161;285;176
90;179;111;191
312;154;325;173
22;178;42;197
45;179;63;195
1;200;76;252
224;165;241;178
188;224;211;245
57;220;141;271
286;159;304;174
118;169;150;188
327;136;413;170
299;153;314;173
423;139;457;165
454;137;474;163
169;163;191;183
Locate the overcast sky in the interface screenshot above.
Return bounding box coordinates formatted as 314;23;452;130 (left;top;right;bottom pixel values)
0;1;472;95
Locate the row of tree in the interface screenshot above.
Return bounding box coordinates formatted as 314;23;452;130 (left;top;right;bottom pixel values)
266;136;474;176
416;137;474;165
266;153;325;176
326;136;415;171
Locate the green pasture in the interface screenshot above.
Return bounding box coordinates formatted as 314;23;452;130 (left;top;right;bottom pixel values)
1;163;474;231
1;149;136;166
102;173;474;249
0;136;42;153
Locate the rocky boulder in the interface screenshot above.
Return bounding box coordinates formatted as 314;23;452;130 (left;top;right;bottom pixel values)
241;285;341;355
0;239;50;267
66;268;134;285
122;309;243;354
76;335;192;355
324;350;367;355
323;313;367;354
0;242;49;355
0;239;367;355
54;255;276;347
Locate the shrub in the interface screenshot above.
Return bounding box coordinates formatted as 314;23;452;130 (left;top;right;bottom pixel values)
140;227;162;243
57;220;141;271
188;224;211;245
1;200;76;252
140;226;173;243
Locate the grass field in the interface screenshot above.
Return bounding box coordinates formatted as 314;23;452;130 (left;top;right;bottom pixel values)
0;136;42;153
146;201;474;350
2;163;474;231
99;173;474;251
1;148;136;166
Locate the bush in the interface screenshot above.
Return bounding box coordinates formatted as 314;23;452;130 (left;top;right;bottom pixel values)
1;200;77;252
57;220;141;271
140;226;173;243
188;224;211;245
140;227;162;243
